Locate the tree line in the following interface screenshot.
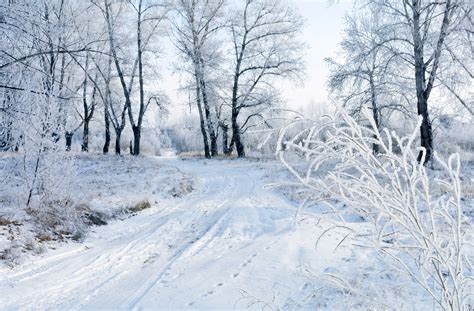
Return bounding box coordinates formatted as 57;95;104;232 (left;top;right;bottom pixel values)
0;0;304;158
1;0;472;161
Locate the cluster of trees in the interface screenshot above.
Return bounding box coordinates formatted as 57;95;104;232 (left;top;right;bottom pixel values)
0;0;304;158
327;0;473;162
172;0;304;157
1;0;168;156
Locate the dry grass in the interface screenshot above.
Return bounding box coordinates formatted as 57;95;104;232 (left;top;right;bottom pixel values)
36;233;53;243
462;179;474;199
0;216;14;226
130;200;152;212
169;179;194;198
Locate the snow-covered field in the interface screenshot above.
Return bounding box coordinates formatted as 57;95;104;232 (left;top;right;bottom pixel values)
0;155;472;309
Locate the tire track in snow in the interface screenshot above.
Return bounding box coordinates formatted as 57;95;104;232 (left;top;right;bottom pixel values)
126;169;248;309
58;174;229;309
0;160;272;310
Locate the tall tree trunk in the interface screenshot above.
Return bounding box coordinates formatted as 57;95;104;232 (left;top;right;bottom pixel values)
132;125;140;156
201;83;218;157
103;105;110;154
81;121;89;152
132;129;140;155
81;54;91;152
199;64;218;157
133;1;144;156
221;123;230;155
65;131;73;151
369;73;379;154
410;0;451;163
194;72;210;158
103;52;113;155
231;43;245;158
115;129;122;155
416;89;433;163
412;0;433;163
231;107;245;157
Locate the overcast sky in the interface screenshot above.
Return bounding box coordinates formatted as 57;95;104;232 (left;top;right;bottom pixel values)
162;0;354;121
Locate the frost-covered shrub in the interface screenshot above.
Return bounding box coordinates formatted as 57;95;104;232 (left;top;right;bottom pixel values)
6;78;84;238
27;198;85;239
278;108;473;310
20;147;84;238
129;200;152;212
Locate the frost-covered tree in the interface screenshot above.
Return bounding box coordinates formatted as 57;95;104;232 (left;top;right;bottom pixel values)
96;0;169;155
226;0;305;157
326;8;413;153
172;0;225;158
352;0;472;163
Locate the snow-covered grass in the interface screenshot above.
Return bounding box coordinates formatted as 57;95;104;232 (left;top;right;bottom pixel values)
0;153;194;267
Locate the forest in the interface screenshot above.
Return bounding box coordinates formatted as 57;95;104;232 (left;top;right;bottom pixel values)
0;0;473;310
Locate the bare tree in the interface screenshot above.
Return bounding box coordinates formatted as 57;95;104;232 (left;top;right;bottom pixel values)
98;0;168;155
227;0;304;157
173;0;225;158
359;0;471;163
326;9;412;153
128;0;169;155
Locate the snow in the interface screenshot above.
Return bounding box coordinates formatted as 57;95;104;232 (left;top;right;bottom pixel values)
0;156;470;309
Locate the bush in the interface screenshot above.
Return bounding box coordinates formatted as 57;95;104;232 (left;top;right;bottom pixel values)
27;198;86;239
129;200;152;212
278;108;473;310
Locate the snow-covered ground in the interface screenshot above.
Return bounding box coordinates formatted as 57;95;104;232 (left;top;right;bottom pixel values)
0;153;194;266
0;156;471;309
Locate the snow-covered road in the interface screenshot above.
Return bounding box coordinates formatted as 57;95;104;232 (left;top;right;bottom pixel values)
0;159;340;310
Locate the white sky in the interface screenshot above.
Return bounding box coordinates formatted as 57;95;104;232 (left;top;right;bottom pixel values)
282;0;352;109
160;0;353;121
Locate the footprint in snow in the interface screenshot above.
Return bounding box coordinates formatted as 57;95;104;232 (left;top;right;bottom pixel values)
201;289;214;298
200;282;224;302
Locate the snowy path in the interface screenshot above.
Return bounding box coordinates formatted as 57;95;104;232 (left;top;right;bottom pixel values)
0;159;335;310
